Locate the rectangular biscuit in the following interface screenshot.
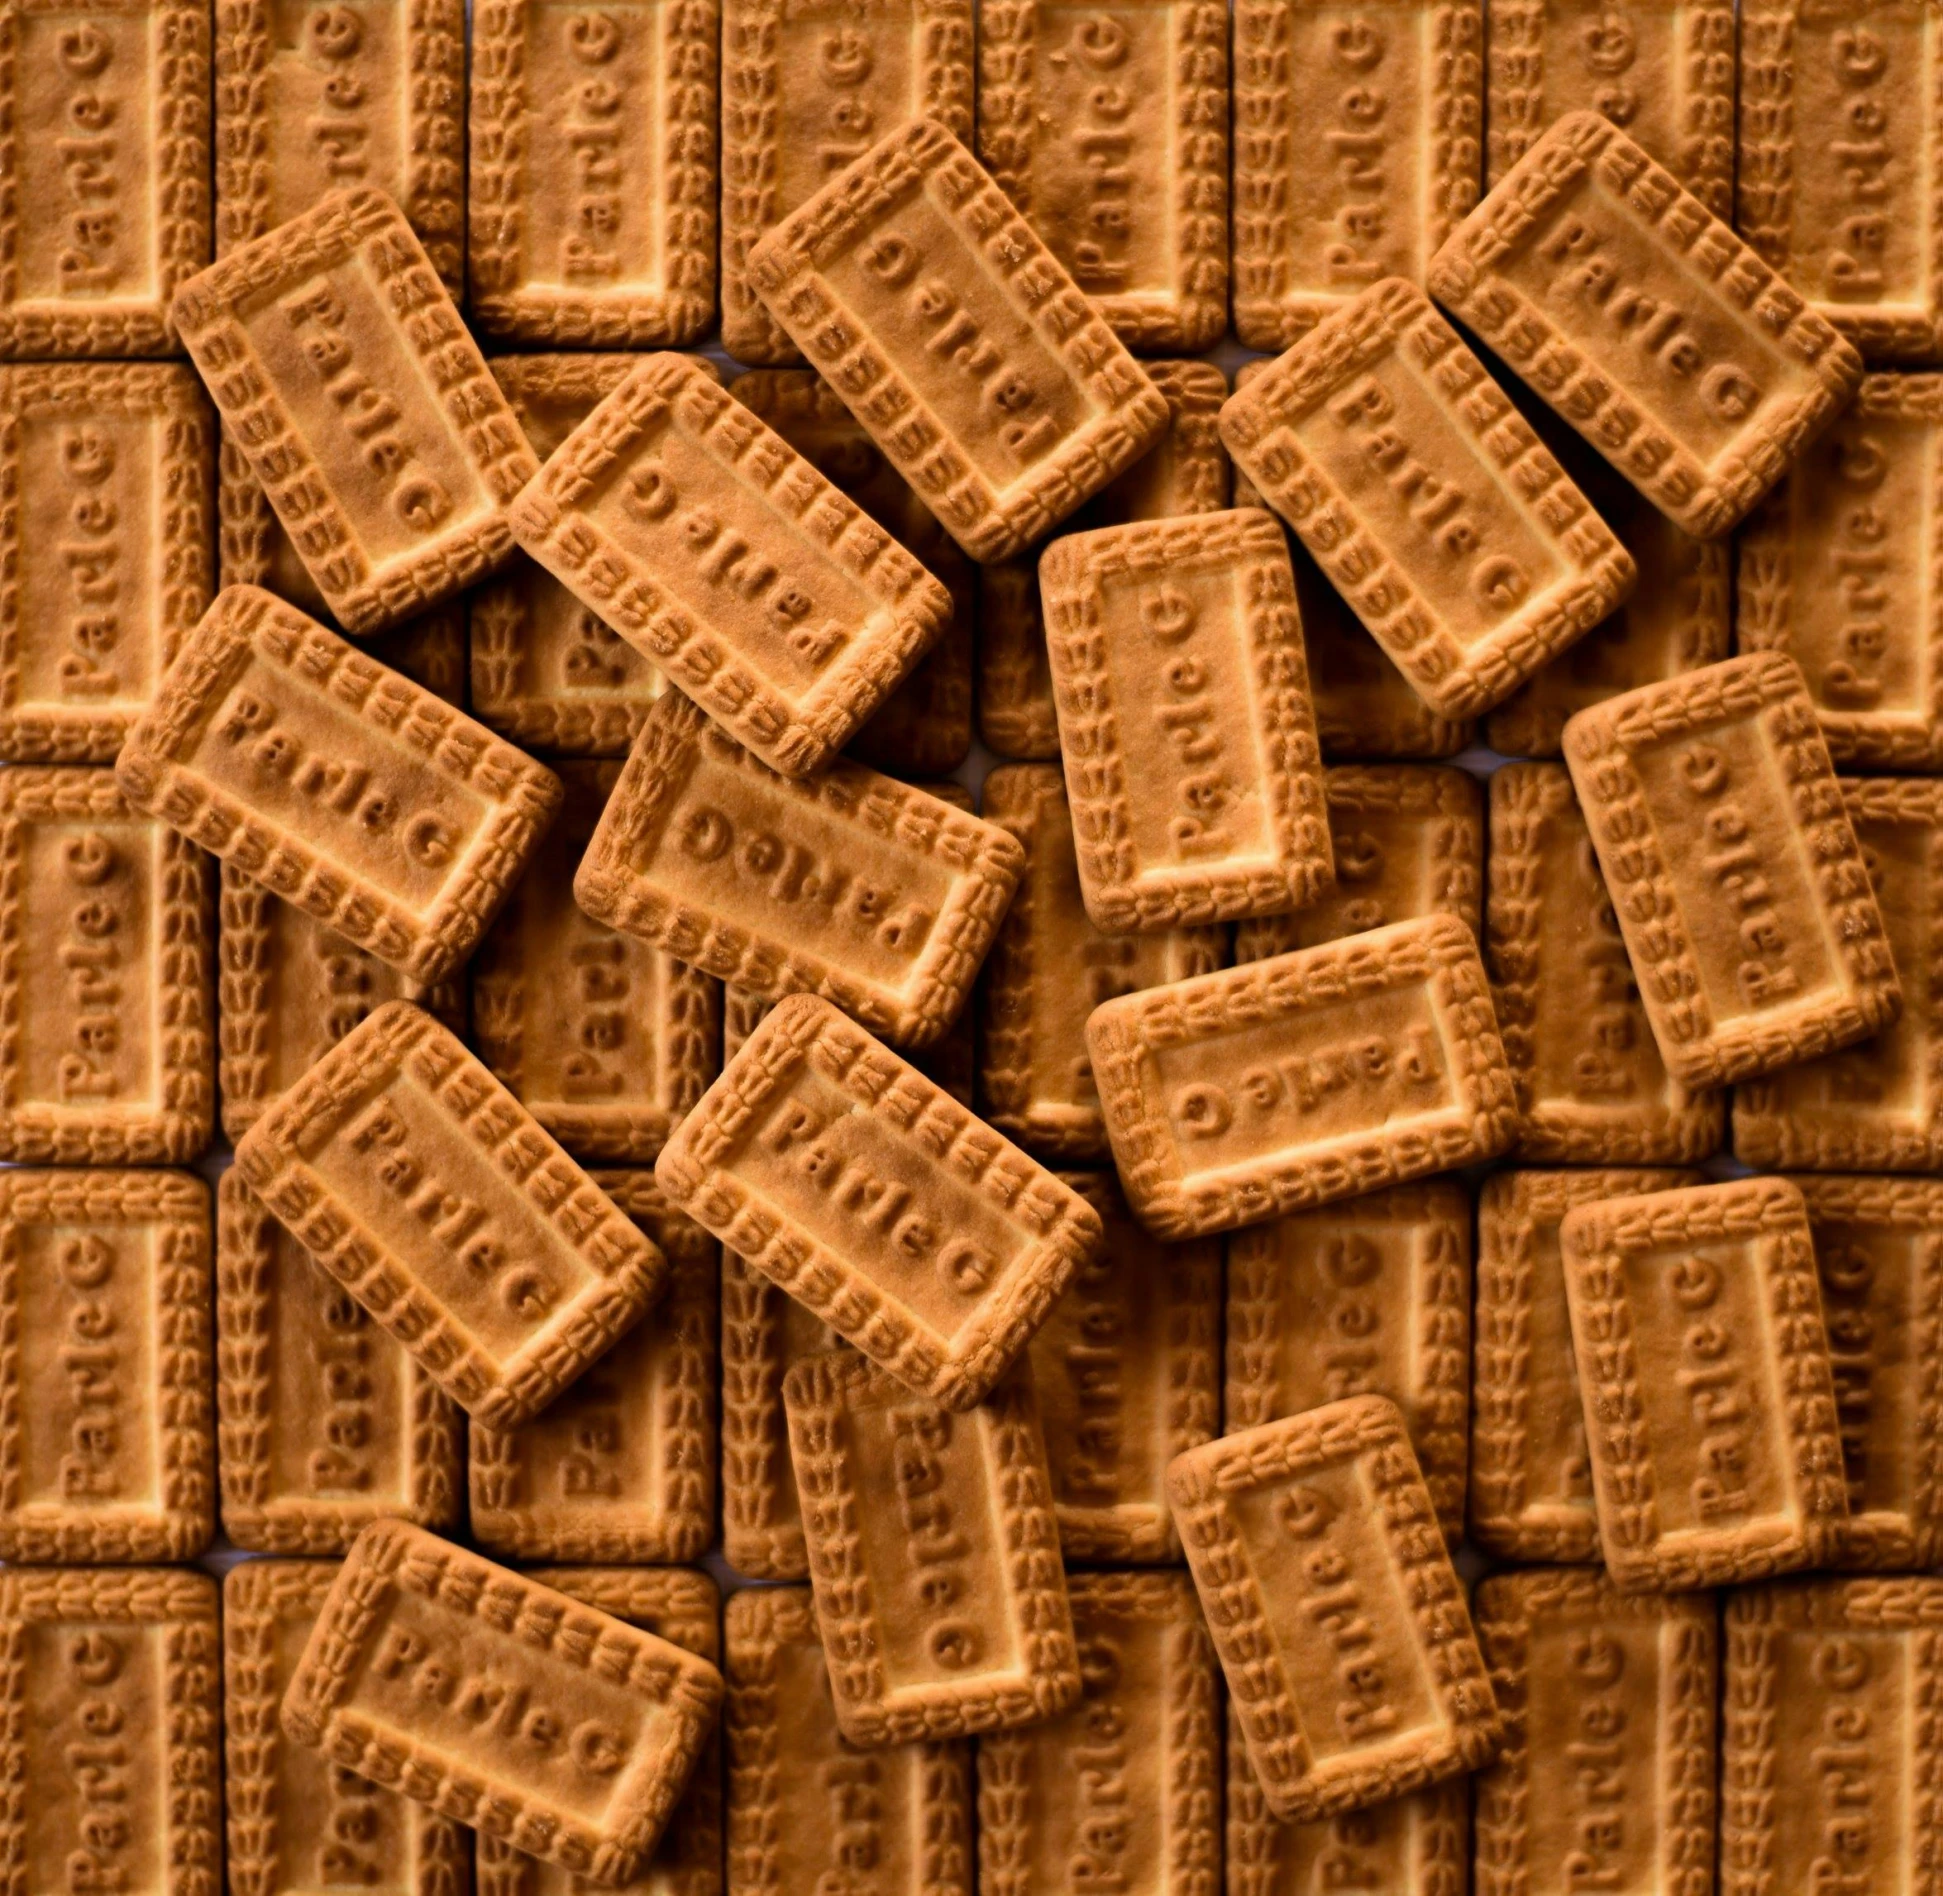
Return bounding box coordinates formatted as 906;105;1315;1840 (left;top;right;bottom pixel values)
1560;1175;1849;1589
658;993;1101;1410
781;1348;1079;1745
1167;1393;1503;1822
576;692;1020;1048
725;1587;972;1896
0;766;214;1164
0;0;212;358
0;1169;213;1563
233;1000;665;1431
975;1573;1219;1889
172;188;541;632
225;1561;471;1896
744;117;1171;563
1470;1167;1697;1563
468;0;718;346
118;586;562;988
1428;111;1865;538
1473;1567;1718;1896
1088;912;1520;1240
1486;761;1724;1158
470;1173;718;1564
0;1566;220;1896
281;1521;723;1886
0;364;214;764
1221;277;1636;719
1561;652;1901;1087
1232;0;1482;350
1040;510;1336;929
509;353;953;780
1225;1179;1472;1540
217;1169;463;1554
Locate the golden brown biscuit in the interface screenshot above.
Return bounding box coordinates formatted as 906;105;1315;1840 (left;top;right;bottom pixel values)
470;1174;717;1564
468;0;718;345
1231;0;1482;349
1562;653;1902;1088
1088;913;1520;1239
781;1349;1080;1746
216;1168;463;1555
1560;1175;1849;1589
745;118;1171;562
1225;1179;1472;1540
281;1521;723;1886
0;767;214;1164
1430;112;1866;537
1473;1568;1717;1896
1168;1394;1503;1823
0;1169;212;1563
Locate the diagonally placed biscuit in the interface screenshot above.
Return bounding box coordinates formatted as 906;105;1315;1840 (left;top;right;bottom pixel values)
576;693;1020;1049
118;586;562;989
782;1348;1080;1746
233;1001;666;1431
658;993;1101;1410
1428;112;1865;538
172;189;541;633
1088;913;1521;1240
1562;652;1902;1088
1168;1394;1503;1824
745;117;1171;563
280;1521;723;1888
510;353;952;779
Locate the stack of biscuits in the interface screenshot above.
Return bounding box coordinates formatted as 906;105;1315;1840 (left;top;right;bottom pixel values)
0;2;1936;1892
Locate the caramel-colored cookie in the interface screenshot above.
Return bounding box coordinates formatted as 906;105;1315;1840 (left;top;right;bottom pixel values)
576;693;1020;1048
469;0;717;346
1041;510;1335;929
225;1561;471;1896
1088;913;1519;1240
0;1169;212;1563
1470;1167;1698;1564
977;0;1227;351
0;364;213;763
472;760;720;1163
1735;778;1943;1170
234;1001;665;1431
1222;277;1636;719
1487;761;1725;1160
721;0;972;364
1226;1179;1472;1540
745;118;1171;563
118;586;561;988
0;767;215;1164
1430;112;1866;537
725;1587;972;1896
1560;1175;1849;1589
470;1174;717;1564
0;0;212;358
1168;1394;1503;1823
1232;0;1481;349
782;1349;1079;1746
509;354;952;780
0;1566;220;1895
976;1573;1219;1890
173;190;540;632
659;994;1100;1409
1237;765;1483;961
281;1521;723;1886
1473;1568;1717;1896
217;1169;463;1555
1562;653;1902;1088
1029;1172;1218;1562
